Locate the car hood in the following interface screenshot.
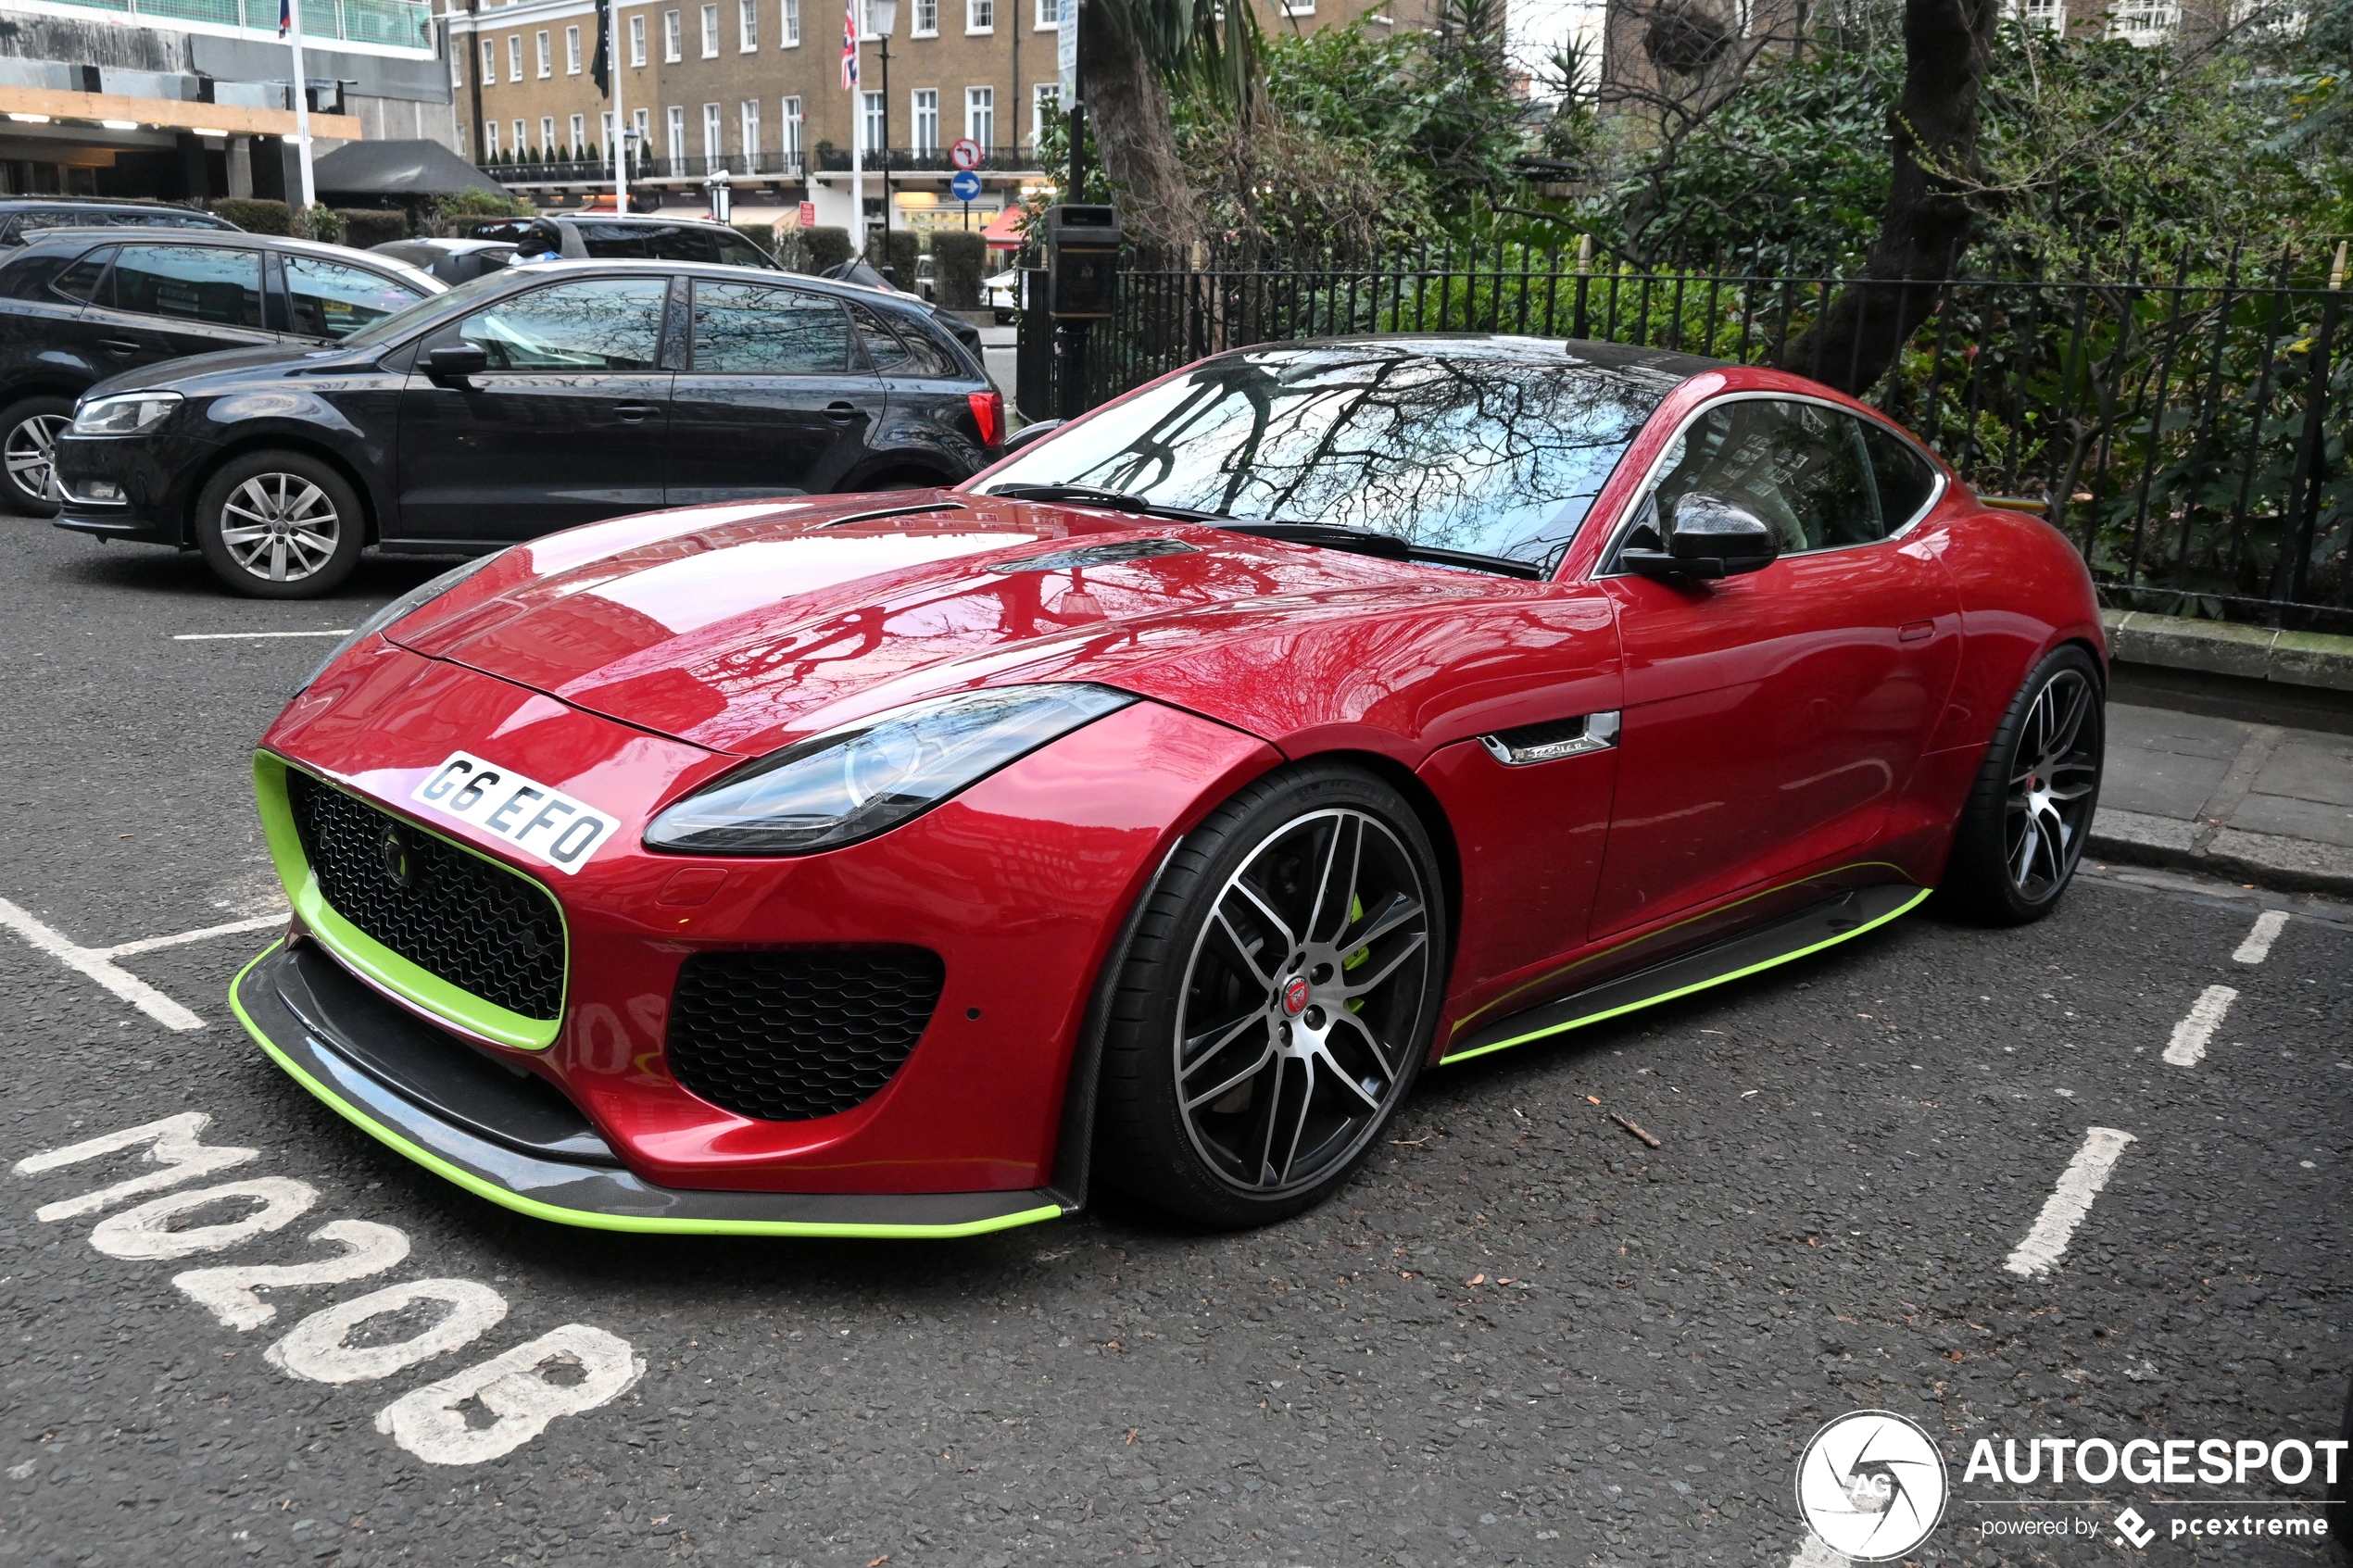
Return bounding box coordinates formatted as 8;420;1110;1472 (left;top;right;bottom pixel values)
386;493;1533;758
87;340;365;398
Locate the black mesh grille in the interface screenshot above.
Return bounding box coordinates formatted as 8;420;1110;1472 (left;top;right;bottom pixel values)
284;770;565;1022
666;948;945;1121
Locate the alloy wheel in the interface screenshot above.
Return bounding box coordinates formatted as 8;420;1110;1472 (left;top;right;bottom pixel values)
2006;667;2100;901
219;472;343;583
1173;808;1433;1196
5;413;66;507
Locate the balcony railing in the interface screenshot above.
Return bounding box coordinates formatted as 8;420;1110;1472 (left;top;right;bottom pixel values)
45;0;434;49
493;153;810;183
813;144;1039;173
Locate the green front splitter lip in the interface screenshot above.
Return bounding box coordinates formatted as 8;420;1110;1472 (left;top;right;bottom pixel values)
231;943;1068;1240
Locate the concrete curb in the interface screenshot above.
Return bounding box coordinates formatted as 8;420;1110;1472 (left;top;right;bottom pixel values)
2089;809;2353;897
2104;608;2353;694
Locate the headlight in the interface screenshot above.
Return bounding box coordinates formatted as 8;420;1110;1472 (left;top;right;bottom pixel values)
294;549;508;695
644;684;1137;856
69;392;182;436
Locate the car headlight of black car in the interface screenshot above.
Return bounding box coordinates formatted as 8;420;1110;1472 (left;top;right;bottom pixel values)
294;550;509;695
645;684;1137;856
69;391;182;436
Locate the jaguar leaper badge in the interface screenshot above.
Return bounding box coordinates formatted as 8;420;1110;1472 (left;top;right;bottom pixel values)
379;822;418;889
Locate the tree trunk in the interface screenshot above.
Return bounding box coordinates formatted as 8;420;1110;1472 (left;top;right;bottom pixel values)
1779;0;2000;394
1079;3;1207;258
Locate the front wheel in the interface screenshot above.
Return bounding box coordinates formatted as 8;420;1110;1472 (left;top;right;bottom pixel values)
0;395;72;516
1939;644;2105;924
1096;764;1445;1229
193;451;364;598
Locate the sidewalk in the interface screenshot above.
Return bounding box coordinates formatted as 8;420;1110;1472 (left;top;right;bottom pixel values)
2094;703;2353;895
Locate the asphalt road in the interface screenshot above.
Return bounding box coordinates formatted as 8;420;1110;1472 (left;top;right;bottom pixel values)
1;520;2347;1567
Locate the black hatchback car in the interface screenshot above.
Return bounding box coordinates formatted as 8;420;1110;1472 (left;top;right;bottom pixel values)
0;229;440;515
52;259;1004;596
0;197;239;248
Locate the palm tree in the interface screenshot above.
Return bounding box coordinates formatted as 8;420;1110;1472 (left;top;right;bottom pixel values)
1075;0;1260;256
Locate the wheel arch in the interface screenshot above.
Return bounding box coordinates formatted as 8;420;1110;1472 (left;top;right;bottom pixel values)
185;433;384;547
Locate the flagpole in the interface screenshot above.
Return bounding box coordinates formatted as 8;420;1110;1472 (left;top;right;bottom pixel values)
610;2;625;211
849;0;862;257
286;0;315;213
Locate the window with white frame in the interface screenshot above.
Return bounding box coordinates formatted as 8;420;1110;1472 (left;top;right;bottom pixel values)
601;108;616;151
569;111;585;153
912;0;937;32
1034;0;1058;25
740;99;761;162
2017;0;2063;24
965;0;991;31
565;23;582;71
781;95;802;156
663;9;683;59
629;14;648;64
483;119;500;157
454;121;467;157
964;85;994;146
781;0;799;44
911;88;938;153
860;90;885;153
507;34;522;81
540;115;556;152
740;0;758;47
702;102;723;169
667;104;686;172
633;105;650;148
535;29;551;76
2108;0;2175;38
451;39;463;87
1031;82;1057;144
700;3;719;55
1280;0;1313;15
512;119;527;156
481;38;496;81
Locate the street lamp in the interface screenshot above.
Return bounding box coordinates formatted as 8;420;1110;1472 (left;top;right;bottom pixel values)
871;0;898;282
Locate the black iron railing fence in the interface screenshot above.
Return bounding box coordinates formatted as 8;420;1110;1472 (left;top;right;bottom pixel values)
1020;245;2352;633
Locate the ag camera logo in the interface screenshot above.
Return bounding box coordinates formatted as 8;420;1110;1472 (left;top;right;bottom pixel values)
1795;1410;1950;1561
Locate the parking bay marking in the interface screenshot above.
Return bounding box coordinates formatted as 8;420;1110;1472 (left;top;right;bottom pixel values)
0;903;283;1029
2163;985;2238;1068
171;629;352;641
2002;1127;2137;1279
2233;909;2290;964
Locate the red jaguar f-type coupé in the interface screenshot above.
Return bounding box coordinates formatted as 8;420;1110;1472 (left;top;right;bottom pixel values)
233;336;2105;1234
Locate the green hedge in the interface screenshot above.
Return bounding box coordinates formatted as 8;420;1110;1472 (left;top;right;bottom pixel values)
334;209;409;248
932;230;985;309
867;229;918;290
211;197;291;235
799;225;852;272
731;222;777;260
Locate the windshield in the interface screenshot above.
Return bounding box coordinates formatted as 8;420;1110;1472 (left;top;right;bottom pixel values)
978;343;1675;571
340;269;518;350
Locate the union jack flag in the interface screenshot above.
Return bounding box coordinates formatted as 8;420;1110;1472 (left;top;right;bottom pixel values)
278;0;291;35
840;0;858;90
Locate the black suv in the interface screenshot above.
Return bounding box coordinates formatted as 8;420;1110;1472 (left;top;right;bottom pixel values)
468;213;777;269
52;259;1004;597
0;198;238;248
0;229;440;515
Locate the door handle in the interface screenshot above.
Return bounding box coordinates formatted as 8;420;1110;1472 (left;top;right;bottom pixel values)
824;400;862;423
612;403;660;422
99;339;139;356
1898;620;1935;642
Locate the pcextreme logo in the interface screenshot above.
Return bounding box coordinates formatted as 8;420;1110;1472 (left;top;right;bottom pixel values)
1794;1410;1950;1562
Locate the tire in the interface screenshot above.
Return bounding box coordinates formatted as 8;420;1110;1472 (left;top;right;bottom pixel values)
0;395;72;517
193;450;365;598
1097;763;1447;1229
1939;644;2105;924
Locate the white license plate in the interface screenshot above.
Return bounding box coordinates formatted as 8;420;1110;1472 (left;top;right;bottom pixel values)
408;752;617;875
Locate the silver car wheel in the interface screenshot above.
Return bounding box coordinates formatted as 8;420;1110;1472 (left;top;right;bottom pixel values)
218;472;343;583
2005;666;2100;901
5;412;66;506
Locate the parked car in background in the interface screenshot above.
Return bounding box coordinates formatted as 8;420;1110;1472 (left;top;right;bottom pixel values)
982;268;1018;323
0;229;440;516
817;257;987;358
468;213;778;270
52;258;1003;596
0;197;239;248
370;236;519;286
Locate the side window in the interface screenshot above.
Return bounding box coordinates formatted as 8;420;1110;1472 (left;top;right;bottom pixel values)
454;277;668;370
641;226;725;264
577;223;653;258
1645;397;1877;555
1860;421;1937;533
110;245;265;328
690;282;852;373
714;232;776;269
47;247;114;305
851;305;957;378
285;256;427;341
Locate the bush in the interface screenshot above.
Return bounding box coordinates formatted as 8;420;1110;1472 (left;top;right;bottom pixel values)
334;208;409;248
799;224;853;272
731;222;777;260
866;228;918;289
289;205;342;244
931;230;986;308
212;197;291;235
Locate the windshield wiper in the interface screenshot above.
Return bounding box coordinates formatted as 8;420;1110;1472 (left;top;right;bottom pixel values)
980;483;1224;523
1217;521;1542;580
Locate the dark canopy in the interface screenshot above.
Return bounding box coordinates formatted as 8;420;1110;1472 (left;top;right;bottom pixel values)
312;140;509;199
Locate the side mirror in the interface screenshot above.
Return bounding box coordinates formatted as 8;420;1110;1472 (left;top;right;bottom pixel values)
1622;492;1779;580
1000;417;1061;455
423;344;488;383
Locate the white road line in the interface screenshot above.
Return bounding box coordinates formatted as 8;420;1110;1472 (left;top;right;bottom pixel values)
1787;1534;1851;1568
2163;985;2238;1068
2003;1127;2137;1279
2233;909;2290;964
171;629;352;641
103;913;284;959
0;898;205;1031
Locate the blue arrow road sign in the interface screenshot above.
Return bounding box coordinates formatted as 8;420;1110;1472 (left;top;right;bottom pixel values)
950;169;983;203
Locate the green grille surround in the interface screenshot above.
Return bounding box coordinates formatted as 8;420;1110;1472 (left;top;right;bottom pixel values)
254;751;569;1051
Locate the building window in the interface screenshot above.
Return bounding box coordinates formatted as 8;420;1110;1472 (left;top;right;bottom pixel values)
539;115;555;153
565;23;582;72
507;34;522;81
740;99;761;162
1031;82;1057;144
964;84;993;146
910;88;937;153
663;9;683;59
633;105;650;149
912;0;937;32
1280;0;1312;14
455;121;467;158
781;0;799;44
1034;0;1058;25
781;94;802;157
2019;0;2064;25
513;119;528;155
569;111;585;153
451;40;463;87
860;90;884;154
700;3;719;56
629;14;648;64
535;29;551;76
480;38;495;82
483;119;499;158
667;104;686;173
702;102;723;169
2108;0;2174;38
602;108;616;153
740;0;759;47
965;0;991;31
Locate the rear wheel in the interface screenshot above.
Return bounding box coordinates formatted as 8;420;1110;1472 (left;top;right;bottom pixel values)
1940;645;2104;924
0;395;72;516
193;450;364;598
1097;764;1444;1228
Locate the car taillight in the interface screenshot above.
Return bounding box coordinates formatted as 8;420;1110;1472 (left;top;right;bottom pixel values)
968;389;1004;448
